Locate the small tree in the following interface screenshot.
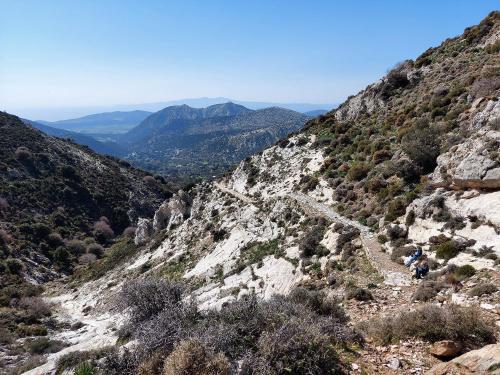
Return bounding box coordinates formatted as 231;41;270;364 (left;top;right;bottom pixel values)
402;121;441;173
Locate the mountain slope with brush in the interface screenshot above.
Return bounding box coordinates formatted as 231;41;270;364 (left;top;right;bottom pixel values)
5;11;500;375
120;103;310;178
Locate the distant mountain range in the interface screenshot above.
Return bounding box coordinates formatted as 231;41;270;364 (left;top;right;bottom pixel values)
27;102;313;179
120;102;310;178
14;97;335;122
36;110;152;134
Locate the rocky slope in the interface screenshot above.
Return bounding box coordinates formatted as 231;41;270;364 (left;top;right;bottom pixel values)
4;11;500;375
120;103;310;179
23;120;126;157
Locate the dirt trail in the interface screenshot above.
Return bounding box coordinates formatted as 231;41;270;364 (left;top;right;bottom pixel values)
213;184;411;286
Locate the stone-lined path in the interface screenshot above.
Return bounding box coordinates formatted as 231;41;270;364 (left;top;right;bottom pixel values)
289;192;411;286
213;183;411;286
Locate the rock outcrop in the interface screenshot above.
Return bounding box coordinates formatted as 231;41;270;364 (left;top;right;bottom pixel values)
427;343;500;374
431;100;500;190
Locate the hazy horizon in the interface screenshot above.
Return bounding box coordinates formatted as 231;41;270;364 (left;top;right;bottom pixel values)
1;0;498;120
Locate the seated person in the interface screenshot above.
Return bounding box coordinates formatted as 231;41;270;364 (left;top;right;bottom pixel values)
405;246;423;267
415;257;429;279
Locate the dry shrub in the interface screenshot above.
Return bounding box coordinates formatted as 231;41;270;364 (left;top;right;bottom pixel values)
163;340;230;375
116;279;361;374
79;253;97;265
468;283;498;297
18;297;52;319
390;246;414;263
0;229;12;248
240;318;342;375
412;280;442;301
346;287;373;301
143;176;157;185
99;216;110;224
470;76;500;98
121;279;185;325
137;350;166;375
360;304;495;348
123;226;137;238
94;220;114;242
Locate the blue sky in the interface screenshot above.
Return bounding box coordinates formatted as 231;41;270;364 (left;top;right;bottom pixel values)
0;0;497;119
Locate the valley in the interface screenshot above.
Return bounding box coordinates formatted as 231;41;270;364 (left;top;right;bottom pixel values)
0;9;499;375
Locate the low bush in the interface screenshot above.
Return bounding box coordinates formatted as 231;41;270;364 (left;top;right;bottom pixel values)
405;210;416;227
137;350;165;375
468;283;498;297
299;224;327;258
360;304;495;348
93;220;114;243
109;279;361;374
28;337;66;354
56;348;113;374
18;297;52;319
163;340;231;375
66;239;86;255
122;226;137;238
86;243;104;258
74;362;96;375
434;240;462;261
401;122;441;173
6;258;24;275
47;232;64;247
412;281;442;301
79;253;97;265
346;287;373;301
15;146;33;161
347;162;369;181
453;264;476;280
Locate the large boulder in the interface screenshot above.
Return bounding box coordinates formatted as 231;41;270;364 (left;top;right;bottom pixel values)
427;343;500;374
429;340;462;358
134;218;153;245
152;192;189;232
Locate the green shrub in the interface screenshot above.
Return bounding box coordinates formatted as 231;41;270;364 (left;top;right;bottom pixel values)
454;264;476;280
6;258;24;275
401;122;441;173
405;210;416;227
377;235;388;244
74;362;96;375
435;241;461;261
299;225;328;258
385;198;407;222
347;162;369;181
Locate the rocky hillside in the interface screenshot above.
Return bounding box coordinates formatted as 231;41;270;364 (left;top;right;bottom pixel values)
120;103;310;178
3;12;500;375
23;119;127;157
0;112;179;280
